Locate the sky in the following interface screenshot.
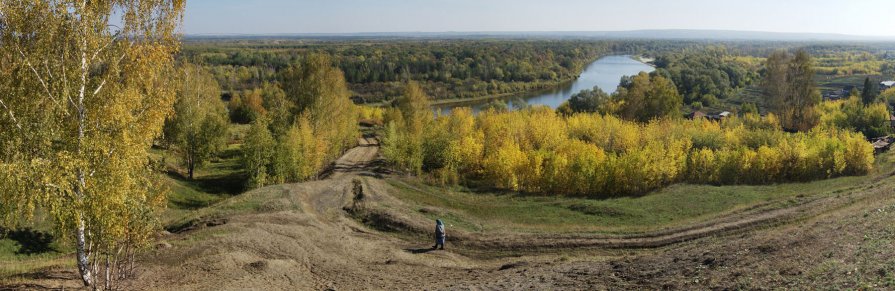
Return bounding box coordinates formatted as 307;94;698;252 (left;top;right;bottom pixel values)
184;0;895;37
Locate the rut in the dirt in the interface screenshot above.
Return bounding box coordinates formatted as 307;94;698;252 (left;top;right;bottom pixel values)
123;134;895;290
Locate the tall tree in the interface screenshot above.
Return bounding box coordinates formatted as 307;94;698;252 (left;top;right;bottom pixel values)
567;86;612;114
614;72;682;122
764;49;820;132
242;117;275;188
395;81;433;134
281;54;358;162
0;0;183;287
164;64;229;180
862;77;880;105
382;81;433;174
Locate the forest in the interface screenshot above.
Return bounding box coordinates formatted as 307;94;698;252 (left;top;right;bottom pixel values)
180;39;619;103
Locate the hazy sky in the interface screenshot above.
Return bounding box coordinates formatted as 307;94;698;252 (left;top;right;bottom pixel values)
184;0;895;36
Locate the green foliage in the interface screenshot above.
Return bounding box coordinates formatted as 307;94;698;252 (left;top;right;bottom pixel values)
164;64;229;179
242;118;275;188
394;81;433;134
741;102;759;115
181;40;615;103
654;46;759;104
228;89;266;124
382;82;433;175
565;86;612;114
882;87;895;109
615;72;683;122
763;49;822;132
271;117;320;183
811;49;895;76
282;54;359;162
0;0;184;286
818;97;891;138
239;54;359;188
481;99;510;112
384;108;875;197
691;101;704;110
862;77;880;105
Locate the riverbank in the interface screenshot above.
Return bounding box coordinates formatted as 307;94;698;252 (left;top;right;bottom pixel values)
432;55;655;112
634;55;657;67
430;77;578;107
362;55;654;110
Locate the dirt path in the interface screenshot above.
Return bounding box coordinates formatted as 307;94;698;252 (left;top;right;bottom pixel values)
323;134;381;179
129;136;475;290
123;139;895;290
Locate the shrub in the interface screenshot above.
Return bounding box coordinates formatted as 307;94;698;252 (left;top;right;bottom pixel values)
383;107;875;197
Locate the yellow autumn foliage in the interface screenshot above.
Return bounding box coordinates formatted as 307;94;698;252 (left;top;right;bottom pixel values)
383;106;876;197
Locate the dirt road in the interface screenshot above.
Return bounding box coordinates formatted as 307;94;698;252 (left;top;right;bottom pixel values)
125;137;895;290
324;134;381;179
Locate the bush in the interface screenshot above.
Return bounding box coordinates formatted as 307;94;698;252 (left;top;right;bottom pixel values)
383;107;876;197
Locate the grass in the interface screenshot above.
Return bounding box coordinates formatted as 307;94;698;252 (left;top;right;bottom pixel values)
164;184;297;233
386;151;895;235
155;124;250;223
0;208;73;279
0;228;72;279
387;176;861;234
158;143;247;223
1;125;250;280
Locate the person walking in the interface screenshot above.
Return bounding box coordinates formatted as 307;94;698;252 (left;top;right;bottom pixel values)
433;219;446;250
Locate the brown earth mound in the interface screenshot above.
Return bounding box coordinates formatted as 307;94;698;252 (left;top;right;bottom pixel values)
11;136;895;290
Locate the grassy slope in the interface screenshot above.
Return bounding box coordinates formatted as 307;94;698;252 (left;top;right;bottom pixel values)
3;126;893;280
387;150;895;234
0;228;72;278
0;125;249;279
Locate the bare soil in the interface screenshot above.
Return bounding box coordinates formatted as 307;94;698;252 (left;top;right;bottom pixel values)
8;137;895;290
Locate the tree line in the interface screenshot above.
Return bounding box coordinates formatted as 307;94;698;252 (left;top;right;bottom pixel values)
180;40;625;103
652;46;761;108
383;104;873;197
164;54;359;188
382;48;882;197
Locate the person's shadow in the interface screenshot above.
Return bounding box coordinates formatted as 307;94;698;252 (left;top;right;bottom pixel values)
404;247;436;254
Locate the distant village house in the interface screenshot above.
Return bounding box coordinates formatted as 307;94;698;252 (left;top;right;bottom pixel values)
686;111;730;121
881;81;895;91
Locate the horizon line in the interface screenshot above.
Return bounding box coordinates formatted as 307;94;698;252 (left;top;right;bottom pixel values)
180;29;895;40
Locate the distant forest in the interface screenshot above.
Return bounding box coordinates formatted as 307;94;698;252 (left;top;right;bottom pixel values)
180;38;895;107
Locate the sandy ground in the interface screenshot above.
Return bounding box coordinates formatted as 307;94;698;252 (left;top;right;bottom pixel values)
7;136;895;290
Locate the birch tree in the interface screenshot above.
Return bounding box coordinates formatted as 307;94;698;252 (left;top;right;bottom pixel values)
0;0;183;287
281;53;359;162
164;64;228;180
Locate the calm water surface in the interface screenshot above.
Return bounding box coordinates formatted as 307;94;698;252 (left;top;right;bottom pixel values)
436;55;654;114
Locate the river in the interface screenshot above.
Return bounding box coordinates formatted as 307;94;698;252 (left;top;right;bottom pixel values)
435;55;654;114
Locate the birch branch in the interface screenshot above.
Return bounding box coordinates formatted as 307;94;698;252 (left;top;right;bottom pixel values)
15;45;62;108
0;98;22;129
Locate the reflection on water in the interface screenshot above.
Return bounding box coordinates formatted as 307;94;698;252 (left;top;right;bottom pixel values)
436;55;654;114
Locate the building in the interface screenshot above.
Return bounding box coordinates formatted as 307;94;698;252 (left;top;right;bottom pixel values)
707;111;730;121
881;81;895;90
822;88;848;101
